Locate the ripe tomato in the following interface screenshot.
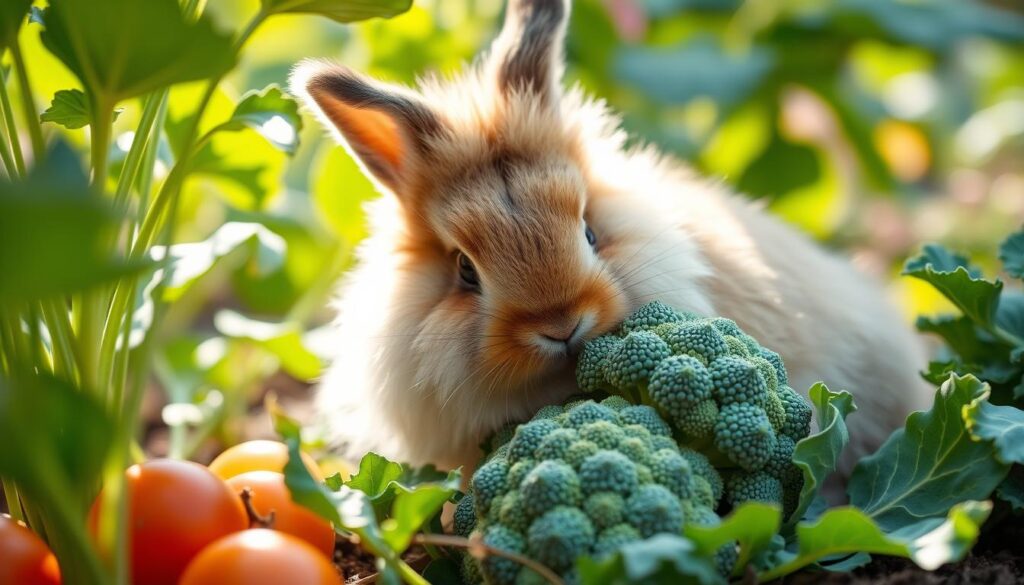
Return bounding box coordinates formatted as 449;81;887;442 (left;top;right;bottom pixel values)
89;459;248;585
225;471;335;558
0;516;61;585
178;529;342;585
208;440;322;480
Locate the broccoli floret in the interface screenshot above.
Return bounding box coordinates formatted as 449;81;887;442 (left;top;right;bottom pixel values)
648;449;693;498
765;435;803;517
649;434;679;452
648;355;714;423
619;405;672;437
454;494;476;537
577;336;622;393
674;399;719;440
626;484;684;538
583;492;626;530
520;461;581;517
593;524;642;558
617;436;652;465
564;440;599;470
726;470;783;507
579;420;626;450
657;321;728;364
482;524;526;585
778;385;812;440
564;402;617;429
710;356;768;407
759;347;788;386
715;544;739;578
472;458;509;514
527;507;595;571
461;550;484;585
579;451;638;496
620;300;687;333
750;356;780;394
678;447;724;503
605;331;672;388
536;428;579;461
714;403;777;471
508;419;561;462
635;464;654;485
600;396;632;411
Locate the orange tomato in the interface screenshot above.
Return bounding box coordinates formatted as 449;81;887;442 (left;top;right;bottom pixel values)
208;440;322;480
225;471;335;558
0;516;61;585
89;459;248;585
178;529;342;585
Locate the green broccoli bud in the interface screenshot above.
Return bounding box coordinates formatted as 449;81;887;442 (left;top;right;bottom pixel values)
593;524;642;558
534;405;565;420
710;356;768;407
778;385;812;440
621;424;653;444
564;402;618;429
536;428;579;461
579;450;639;496
600;396;633;411
564;440;600;470
620;300;687;333
678;447;724;503
726;470;783;507
648;355;714;423
576;336;622;393
527;507;595;571
498;492;530;534
619;405;672;437
583;492;626;530
520;460;582;517
715;544;739;578
625;484;684;538
723;335;751;358
482;524;526;585
605;331;672;388
749;356;779;394
617;436;652;465
649;434;679;452
764;388;786;431
684;503;720;527
714;403;777;471
655;321;728;365
648;449;696;499
674;399;719;440
579;420;626;450
454;494;476;537
759;347;788;386
635;464;654;485
472;458;509;514
508;419;561;462
506;459;536;491
461;550;484;585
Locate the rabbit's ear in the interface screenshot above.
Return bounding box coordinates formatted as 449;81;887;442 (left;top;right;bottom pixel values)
292;62;442;193
490;0;569;103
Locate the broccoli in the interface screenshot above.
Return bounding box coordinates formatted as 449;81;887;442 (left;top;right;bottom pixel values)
575;300;813;512
459;398;724;584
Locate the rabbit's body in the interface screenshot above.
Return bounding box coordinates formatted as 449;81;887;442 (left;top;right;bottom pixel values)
296;0;930;475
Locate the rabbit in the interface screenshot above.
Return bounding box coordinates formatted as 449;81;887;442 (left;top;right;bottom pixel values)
291;0;931;476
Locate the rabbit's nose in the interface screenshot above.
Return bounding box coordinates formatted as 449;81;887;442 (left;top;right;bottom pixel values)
539;318;582;344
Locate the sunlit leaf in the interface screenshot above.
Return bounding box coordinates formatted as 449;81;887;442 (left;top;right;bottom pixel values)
346;452;460;520
40;0;235;103
903;245;1003;330
261;0;412;24
212;85;302;155
312;143;376;244
213;310;321;381
0;0;31;50
1000;229;1024;280
737;133;822;199
789;384;856;524
964;400;1024;465
40;89;122;129
685;502;780;576
578;534;725;585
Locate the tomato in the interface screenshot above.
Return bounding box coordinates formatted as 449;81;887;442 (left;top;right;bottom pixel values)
89;459;248;585
208;440;322;480
0;516;61;585
225;471;335;558
178;529;341;585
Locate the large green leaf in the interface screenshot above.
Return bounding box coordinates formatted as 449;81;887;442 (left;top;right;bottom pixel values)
0;0;31;50
1000;229;1024;280
684;502;780;576
903;244;1003;329
40;0;235;103
41;89;122;129
847;374;1009;531
209;85;302;155
213;310;321;381
758;502;991;581
346;452;460;520
578;534;725;585
0;144;145;301
789;383;856;524
737;133;822;199
261;0;412;23
964;400;1024;465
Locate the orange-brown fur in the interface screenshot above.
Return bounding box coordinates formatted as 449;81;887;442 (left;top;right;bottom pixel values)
293;0;931;474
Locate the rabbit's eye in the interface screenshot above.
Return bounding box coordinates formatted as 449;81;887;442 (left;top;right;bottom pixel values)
585;224;597;248
457;252;480;290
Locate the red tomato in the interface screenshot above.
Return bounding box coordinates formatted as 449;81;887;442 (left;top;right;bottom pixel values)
208;440;322;480
178;529;342;585
89;459;248;585
225;471;335;558
0;516;61;585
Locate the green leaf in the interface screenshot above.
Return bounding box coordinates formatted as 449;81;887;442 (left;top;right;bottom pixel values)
964;400;1024;465
578;534;725;585
0;143;147;301
915;315;997;365
847;374;1009;531
1000;229;1024;279
346;452;460;520
685;502;780;576
789;383;856;524
382;481;459;551
737;133;822;199
0;0;31;50
213;310;321;381
40;89;122;130
261;0;413;23
903;244;1002;329
995;466;1024;511
40;0;235;103
312;143;376;244
213;85;302;155
758;502;991;581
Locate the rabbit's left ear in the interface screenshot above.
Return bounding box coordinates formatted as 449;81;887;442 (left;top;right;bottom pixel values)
489;0;570;103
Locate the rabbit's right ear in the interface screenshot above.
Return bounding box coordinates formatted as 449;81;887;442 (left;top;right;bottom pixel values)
291;61;443;194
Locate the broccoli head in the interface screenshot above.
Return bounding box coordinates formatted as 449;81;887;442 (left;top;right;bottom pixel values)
575;301;813;513
459;398;724;584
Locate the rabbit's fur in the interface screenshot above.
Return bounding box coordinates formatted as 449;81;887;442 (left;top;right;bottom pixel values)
292;0;931;475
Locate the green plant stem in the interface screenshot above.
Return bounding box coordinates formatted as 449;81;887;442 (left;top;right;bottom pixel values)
134;96;168;216
413;534;565;585
42;298;79;383
1;478;24;523
0;93;17;178
9;42;45;162
0;64;26;177
113;91;168;212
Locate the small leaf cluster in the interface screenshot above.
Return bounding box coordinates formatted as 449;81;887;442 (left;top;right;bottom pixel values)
576;301;812;516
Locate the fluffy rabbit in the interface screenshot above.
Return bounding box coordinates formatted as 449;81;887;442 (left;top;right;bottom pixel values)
292;0;930;474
